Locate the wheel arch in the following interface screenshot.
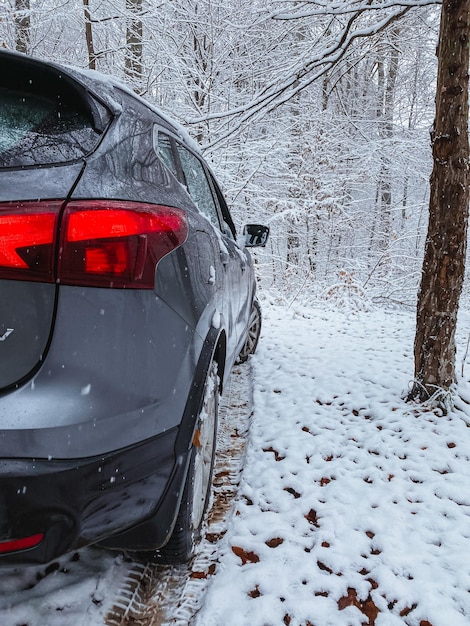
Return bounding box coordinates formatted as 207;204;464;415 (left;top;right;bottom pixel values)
213;328;227;394
175;324;225;455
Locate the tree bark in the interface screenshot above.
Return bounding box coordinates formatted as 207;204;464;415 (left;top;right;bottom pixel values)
83;0;96;70
125;0;144;93
15;0;30;54
409;0;470;403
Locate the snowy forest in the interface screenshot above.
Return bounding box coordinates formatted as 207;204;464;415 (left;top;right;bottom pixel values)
3;4;470;624
0;0;445;306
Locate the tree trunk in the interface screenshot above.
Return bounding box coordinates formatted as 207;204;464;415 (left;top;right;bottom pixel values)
15;0;30;54
375;27;400;251
409;0;470;404
83;0;96;70
125;0;144;93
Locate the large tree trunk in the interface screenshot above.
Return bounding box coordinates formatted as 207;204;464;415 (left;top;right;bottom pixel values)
409;0;470;404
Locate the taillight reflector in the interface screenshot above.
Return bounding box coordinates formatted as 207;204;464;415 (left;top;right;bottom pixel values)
0;532;44;554
0;200;188;288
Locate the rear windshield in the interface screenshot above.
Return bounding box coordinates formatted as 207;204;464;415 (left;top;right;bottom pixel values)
0;64;109;168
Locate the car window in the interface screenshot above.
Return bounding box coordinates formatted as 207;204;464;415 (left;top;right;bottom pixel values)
155;131;178;175
208;172;237;239
0;88;103;168
175;145;221;229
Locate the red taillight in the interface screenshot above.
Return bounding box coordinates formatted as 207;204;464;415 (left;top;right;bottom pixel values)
0;532;44;554
0;201;61;282
60;201;188;288
0;200;188;288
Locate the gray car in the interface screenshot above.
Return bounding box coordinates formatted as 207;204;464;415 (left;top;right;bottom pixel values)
0;49;268;566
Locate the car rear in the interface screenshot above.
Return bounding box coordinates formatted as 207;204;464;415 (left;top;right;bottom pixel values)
0;51;209;564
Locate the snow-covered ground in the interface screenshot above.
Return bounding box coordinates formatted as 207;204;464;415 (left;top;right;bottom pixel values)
195;299;470;626
1;298;470;626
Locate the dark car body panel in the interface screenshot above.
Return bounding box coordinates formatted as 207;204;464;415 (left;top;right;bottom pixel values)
0;164;85;203
0;50;261;564
0;280;56;390
0;428;177;565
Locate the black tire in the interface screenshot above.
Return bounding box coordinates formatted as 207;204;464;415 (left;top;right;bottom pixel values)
237;299;262;364
157;362;219;564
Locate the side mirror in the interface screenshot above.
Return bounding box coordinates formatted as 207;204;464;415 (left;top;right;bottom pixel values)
243;224;270;248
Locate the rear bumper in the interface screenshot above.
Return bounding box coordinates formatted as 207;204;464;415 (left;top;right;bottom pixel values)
0;427;177;566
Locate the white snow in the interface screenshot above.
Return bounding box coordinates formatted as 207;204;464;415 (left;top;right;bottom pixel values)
212;309;222;330
1;300;470;625
195;301;470;626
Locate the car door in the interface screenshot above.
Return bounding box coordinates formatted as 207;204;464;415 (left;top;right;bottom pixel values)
174;143;246;359
207;172;254;349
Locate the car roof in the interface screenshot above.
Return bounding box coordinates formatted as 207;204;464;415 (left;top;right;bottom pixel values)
0;49;199;153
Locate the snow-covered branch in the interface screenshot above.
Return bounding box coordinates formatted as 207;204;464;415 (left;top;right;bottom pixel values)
189;5;415;149
272;0;440;20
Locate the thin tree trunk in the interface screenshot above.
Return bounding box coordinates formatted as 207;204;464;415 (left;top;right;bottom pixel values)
376;28;400;251
83;0;96;70
381;26;400;226
409;0;470;404
15;0;30;54
125;0;144;93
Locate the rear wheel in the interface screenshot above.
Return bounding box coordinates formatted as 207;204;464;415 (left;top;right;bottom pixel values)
158;362;219;564
237;299;261;363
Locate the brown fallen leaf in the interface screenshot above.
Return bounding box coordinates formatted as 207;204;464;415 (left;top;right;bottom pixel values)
363;597;380;624
367;578;378;590
317;560;333;574
265;537;284;548
284;486;301;499
338;587;360;611
263;446;285;461
248;585;261;598
305;509;319;527
190;563;216;579
338;588;380;625
205;532;223;543
232;545;260;565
